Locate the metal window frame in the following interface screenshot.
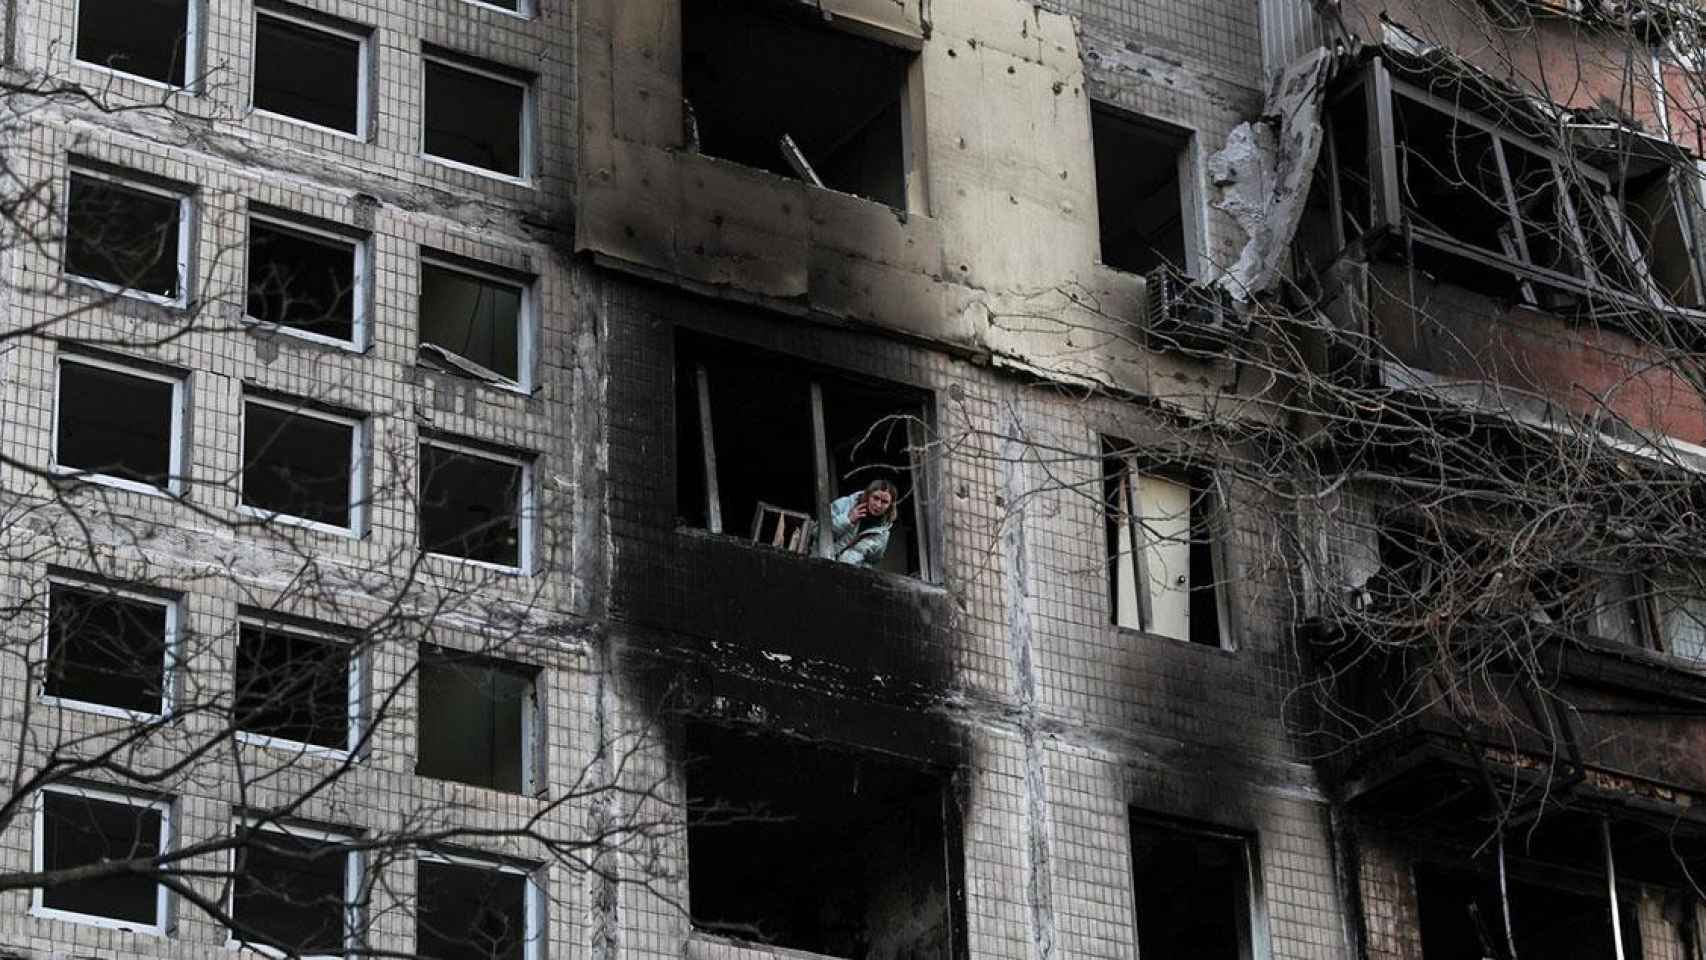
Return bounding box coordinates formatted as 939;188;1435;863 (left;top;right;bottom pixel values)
233;615;367;759
250;4;372;140
418;436;537;575
51;352;188;498
226;818;363;960
414;848;546;960
71;0;200;90
40;576;181;721
238;393;367;536
63;165;194;308
419;51;535;184
32;783;174;936
418;253;535;393
243;210;371;351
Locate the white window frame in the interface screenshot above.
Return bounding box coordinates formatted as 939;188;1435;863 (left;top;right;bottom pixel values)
71;0;201;90
462;0;535;18
63;165;193;309
419;438;536;575
226;819;362;960
1106;451;1232;649
233;616;367;759
243;211;370;351
239;395;368;536
32;784;174;935
40;578;180;721
51;353;187;498
418;253;535;393
414;849;546;960
419;52;535;184
250;5;372;140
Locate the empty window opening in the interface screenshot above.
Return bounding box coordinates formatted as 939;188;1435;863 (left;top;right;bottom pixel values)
675;331;935;578
75;0;193;85
1416;862;1642;960
416;645;539;793
1103;440;1226;647
44;581;172;715
235;621;358;752
417;853;541;960
1128;815;1257;960
685;723;958;960
253;6;367;135
65;168;188;302
55;356;183;494
242;397;361;530
231;822;359;957
35;786;169;931
1092;105;1195;277
419;440;530;569
247;214;363;343
419;256;527;386
683;0;915;209
423;52;530;179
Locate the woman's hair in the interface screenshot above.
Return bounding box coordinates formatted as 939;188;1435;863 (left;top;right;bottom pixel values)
861;477;899;523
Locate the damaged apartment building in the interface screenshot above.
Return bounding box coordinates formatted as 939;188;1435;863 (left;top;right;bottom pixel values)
10;0;1706;959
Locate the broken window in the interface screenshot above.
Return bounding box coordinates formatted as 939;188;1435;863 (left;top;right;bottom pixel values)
54;354;184;495
416;645;539;794
682;0;916;209
231;821;360;956
418;439;531;569
246;212;365;344
1103;440;1227;647
1416;861;1642;960
675;331;936;578
422;50;530;179
65;166;190;303
416;852;541;960
34;786;170;932
235;620;360;753
253;4;368;136
418;254;529;387
468;0;530;13
75;0;194;85
1091;104;1198;277
685;722;958;960
1128;814;1256;960
1654;571;1706;662
44;580;174;716
1322;60;1705;312
242;396;363;530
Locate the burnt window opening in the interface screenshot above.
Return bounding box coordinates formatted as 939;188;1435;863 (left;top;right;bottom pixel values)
253;6;368;136
674;331;936;579
65;168;189;302
419;255;529;387
1128;814;1257;960
246;214;364;344
682;0;915;210
242;398;362;530
231;822;360;956
423;52;531;179
1091;104;1197;277
416;645;539;794
35;786;169;931
416;854;541;960
54;355;184;494
75;0;194;86
419;440;531;569
44;581;173;715
1321;61;1705;314
685;723;960;960
1102;439;1228;648
1416;861;1643;960
235;621;359;752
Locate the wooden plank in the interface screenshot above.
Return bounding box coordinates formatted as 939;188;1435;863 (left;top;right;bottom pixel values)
811;381;833;558
696;364;722;534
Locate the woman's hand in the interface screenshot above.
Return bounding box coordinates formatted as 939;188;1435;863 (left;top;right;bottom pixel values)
849;498;869;522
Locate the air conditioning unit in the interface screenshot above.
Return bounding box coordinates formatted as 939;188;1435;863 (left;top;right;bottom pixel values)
1143;269;1246;354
